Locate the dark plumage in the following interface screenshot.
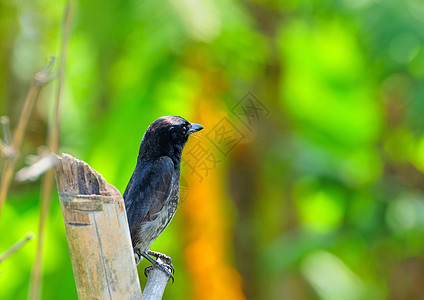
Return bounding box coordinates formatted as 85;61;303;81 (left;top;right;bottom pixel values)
123;116;203;278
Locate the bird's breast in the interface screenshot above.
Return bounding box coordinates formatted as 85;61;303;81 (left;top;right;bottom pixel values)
134;176;180;252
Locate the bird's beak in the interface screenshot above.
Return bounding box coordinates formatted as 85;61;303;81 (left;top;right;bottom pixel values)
188;123;204;134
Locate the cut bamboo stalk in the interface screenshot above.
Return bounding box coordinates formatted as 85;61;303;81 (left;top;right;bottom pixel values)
55;153;143;299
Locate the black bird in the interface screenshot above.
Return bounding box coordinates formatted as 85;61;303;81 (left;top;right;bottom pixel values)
123;116;203;280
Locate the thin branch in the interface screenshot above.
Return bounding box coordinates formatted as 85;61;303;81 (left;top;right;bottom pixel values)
143;257;173;300
28;2;74;300
0;232;34;264
0;56;56;219
1;116;12;147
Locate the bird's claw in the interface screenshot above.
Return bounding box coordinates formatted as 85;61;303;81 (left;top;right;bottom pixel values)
147;250;174;274
144;262;174;283
142;251;175;283
144;266;153;277
168;263;175;274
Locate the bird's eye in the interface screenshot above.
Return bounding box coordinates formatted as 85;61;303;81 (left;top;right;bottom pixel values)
181;126;187;134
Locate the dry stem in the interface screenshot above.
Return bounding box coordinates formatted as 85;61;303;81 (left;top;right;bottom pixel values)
0;232;34;264
0;57;55;219
28;2;75;300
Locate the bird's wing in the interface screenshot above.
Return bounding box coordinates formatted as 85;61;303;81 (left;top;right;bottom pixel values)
124;156;174;231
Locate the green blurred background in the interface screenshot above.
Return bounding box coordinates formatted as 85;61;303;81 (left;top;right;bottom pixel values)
1;0;424;299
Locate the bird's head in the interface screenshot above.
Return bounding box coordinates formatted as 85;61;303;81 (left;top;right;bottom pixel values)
139;116;204;161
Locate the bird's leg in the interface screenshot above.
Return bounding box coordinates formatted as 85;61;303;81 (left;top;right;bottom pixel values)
147;250;170;260
147;250;174;274
142;251;174;283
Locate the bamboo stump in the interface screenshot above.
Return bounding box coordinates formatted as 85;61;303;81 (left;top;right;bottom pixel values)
55;153;143;299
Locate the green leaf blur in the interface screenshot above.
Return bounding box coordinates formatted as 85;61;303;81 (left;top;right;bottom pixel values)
1;0;424;299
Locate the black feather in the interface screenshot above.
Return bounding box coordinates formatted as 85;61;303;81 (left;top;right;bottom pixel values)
123;116;203;264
